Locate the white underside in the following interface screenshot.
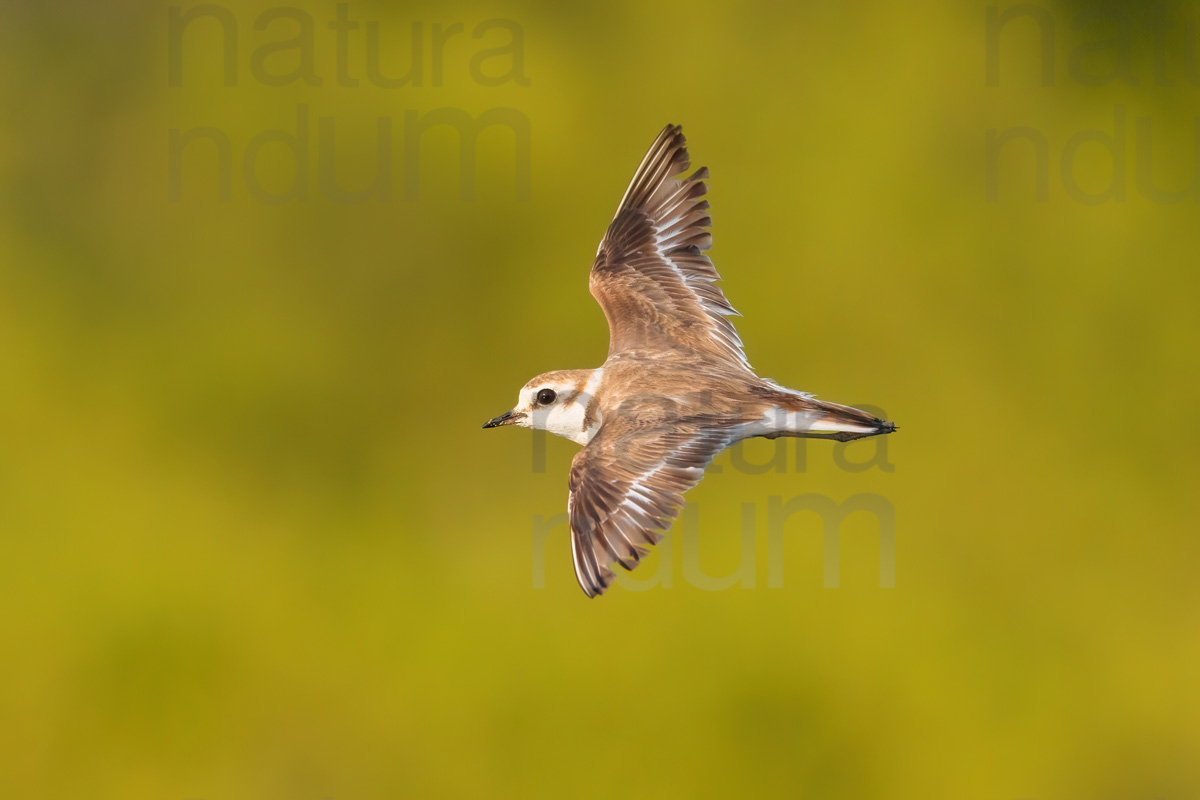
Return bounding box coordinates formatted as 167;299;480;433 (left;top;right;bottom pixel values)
540;403;876;446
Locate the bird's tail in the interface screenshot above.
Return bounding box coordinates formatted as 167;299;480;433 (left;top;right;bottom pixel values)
803;397;895;436
756;388;896;441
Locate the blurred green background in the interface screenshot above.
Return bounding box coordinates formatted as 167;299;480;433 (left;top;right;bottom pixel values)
2;0;1198;797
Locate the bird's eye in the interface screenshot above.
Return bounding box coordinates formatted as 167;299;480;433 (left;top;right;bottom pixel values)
536;388;557;405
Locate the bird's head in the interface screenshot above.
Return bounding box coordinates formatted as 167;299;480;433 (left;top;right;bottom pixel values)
482;369;602;445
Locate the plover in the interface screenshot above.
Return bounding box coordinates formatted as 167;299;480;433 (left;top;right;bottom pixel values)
484;124;896;598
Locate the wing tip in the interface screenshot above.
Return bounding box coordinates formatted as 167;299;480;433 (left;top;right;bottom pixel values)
614;124;705;216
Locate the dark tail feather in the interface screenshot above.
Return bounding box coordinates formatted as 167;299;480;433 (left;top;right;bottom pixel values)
806;397;895;435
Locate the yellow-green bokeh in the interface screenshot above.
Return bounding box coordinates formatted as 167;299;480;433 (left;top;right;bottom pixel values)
2;0;1198;797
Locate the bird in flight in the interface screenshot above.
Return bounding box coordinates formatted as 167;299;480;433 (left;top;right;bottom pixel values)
483;124;896;598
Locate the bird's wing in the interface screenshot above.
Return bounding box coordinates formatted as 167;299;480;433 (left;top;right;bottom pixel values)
567;416;739;598
589;124;751;372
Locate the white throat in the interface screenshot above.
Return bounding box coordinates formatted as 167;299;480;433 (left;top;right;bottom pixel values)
535;402;593;445
524;369;603;445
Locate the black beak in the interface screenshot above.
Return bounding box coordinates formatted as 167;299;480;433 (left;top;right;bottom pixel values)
482;410;519;429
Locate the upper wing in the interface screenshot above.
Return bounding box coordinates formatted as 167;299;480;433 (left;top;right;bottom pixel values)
567;418;738;598
590;124;751;372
